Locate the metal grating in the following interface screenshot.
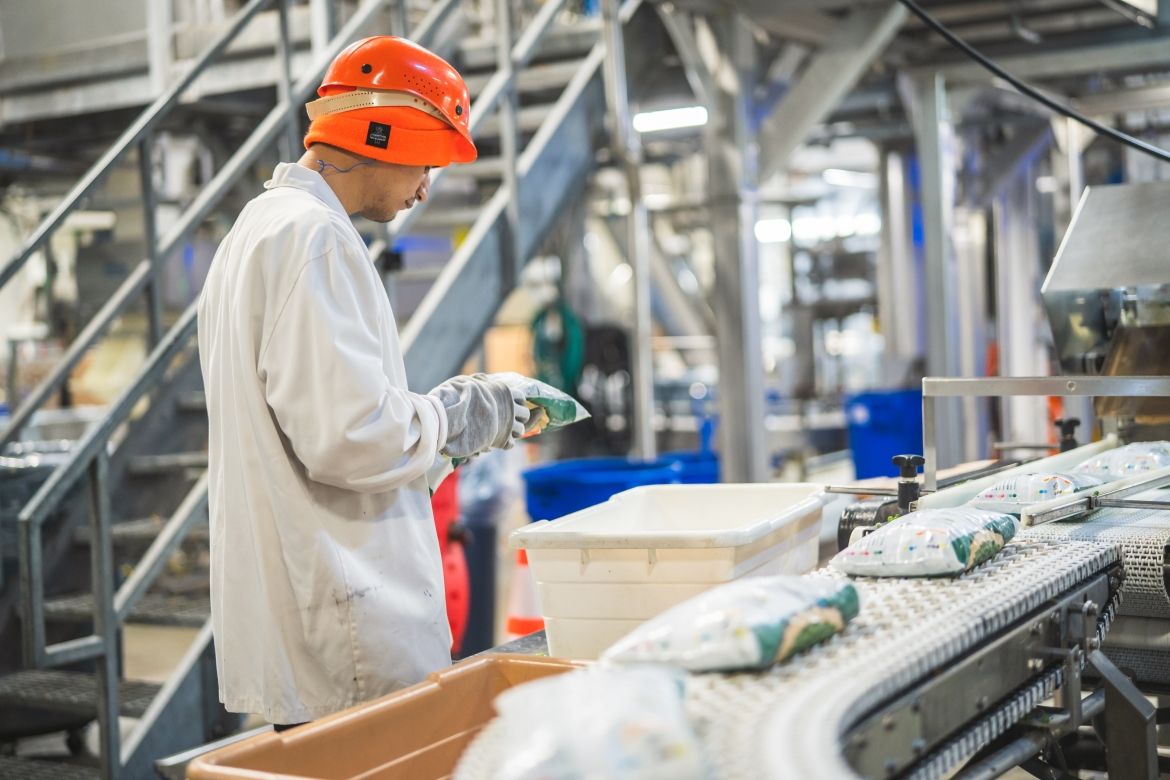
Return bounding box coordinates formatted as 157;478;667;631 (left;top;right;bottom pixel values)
0;757;100;780
74;517;209;546
0;671;160;718
45;592;209;628
1102;644;1170;685
1025;506;1170;618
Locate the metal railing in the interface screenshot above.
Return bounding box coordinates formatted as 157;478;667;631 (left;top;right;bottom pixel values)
9;2;454;777
921;375;1170;490
0;0;294;451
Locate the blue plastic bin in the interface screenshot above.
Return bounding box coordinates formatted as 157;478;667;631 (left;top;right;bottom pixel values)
523;457;684;521
662;450;720;484
845;389;924;479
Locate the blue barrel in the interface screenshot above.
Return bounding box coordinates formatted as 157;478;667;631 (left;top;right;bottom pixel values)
844;389;924;479
523;457;684;521
662;450;720;484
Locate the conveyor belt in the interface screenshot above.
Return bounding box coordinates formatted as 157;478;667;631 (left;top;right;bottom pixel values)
1025;503;1170;682
456;537;1121;780
1026;505;1170;618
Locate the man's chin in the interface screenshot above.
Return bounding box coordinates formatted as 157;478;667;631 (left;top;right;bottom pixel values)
359;207;400;223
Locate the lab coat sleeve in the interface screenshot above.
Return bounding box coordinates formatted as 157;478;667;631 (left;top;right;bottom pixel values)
258;244;448;493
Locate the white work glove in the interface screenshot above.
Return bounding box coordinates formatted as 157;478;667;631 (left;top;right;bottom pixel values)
429;374;530;460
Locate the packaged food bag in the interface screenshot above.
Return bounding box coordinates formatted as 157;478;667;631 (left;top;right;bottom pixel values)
1072;441;1170;480
487;372;590;438
601;575;859;673
486;666;706;780
831;508;1019;578
968;472;1102;513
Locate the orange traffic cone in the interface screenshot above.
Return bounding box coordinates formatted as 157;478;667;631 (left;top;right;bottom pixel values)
505;550;544;639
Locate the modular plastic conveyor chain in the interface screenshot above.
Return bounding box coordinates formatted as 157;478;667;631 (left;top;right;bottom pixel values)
455;536;1122;780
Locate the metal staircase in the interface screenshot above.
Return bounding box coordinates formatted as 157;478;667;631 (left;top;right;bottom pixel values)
0;0;644;776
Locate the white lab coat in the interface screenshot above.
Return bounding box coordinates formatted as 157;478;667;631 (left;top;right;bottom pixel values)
197;162;453;724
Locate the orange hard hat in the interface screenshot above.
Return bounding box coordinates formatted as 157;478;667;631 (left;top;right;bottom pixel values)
304;36;477;166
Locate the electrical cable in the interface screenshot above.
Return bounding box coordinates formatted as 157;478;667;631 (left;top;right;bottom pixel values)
895;0;1170;164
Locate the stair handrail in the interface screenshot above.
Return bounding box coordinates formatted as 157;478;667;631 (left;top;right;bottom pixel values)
0;0;288;450
14;0;466;669
0;0;462;452
17;307;199;668
12;4;462;778
0;0;276;294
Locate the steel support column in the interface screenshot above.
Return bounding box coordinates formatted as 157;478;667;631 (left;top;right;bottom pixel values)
138;134;164;347
1052;117;1095;437
912;72;964;468
90;453;119;780
954;207;989;461
876;147;923;381
391;0;410;37
275;0;301;160
706;16;766;483
147;0;174;95
495;0;521;285
309;0;336;55
602;0;655;458
993;166;1051;456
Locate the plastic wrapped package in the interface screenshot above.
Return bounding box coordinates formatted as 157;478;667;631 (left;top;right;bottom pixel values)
1072;441;1170;480
487;372;590;438
831;508;1019;578
600;576;859;673
486;666;707;780
967;472;1103;513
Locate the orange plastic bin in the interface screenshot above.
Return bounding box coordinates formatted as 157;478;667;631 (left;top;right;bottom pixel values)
187;654;579;780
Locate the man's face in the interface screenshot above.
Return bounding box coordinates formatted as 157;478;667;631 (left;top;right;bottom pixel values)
358;163;432;223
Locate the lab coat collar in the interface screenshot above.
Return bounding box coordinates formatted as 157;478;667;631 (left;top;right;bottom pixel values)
265;162;350;218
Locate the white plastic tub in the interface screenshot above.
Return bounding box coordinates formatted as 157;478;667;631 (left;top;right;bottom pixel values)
510;483;827;659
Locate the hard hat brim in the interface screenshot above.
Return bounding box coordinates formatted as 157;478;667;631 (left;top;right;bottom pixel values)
304;107;477;167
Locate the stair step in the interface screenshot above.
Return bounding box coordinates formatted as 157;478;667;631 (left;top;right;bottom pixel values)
177;390;207;412
475;102;553;138
0;757;99;780
413;206;490;230
45;592;210;628
464;59;580;96
127;452;208;476
391;266;445;284
0;670;160;719
459;21;599;70
445;156;505;181
74;517;209;546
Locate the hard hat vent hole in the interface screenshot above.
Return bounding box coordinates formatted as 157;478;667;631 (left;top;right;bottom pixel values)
361;63;372;74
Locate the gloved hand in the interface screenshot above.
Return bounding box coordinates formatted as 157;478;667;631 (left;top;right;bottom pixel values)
429;374;530;460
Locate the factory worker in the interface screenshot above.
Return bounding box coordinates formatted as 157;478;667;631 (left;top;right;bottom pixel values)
197;36;528;728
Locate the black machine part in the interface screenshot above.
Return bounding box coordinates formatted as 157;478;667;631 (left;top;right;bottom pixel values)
1055;417;1081;452
837;454;925;551
893;453;925;513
